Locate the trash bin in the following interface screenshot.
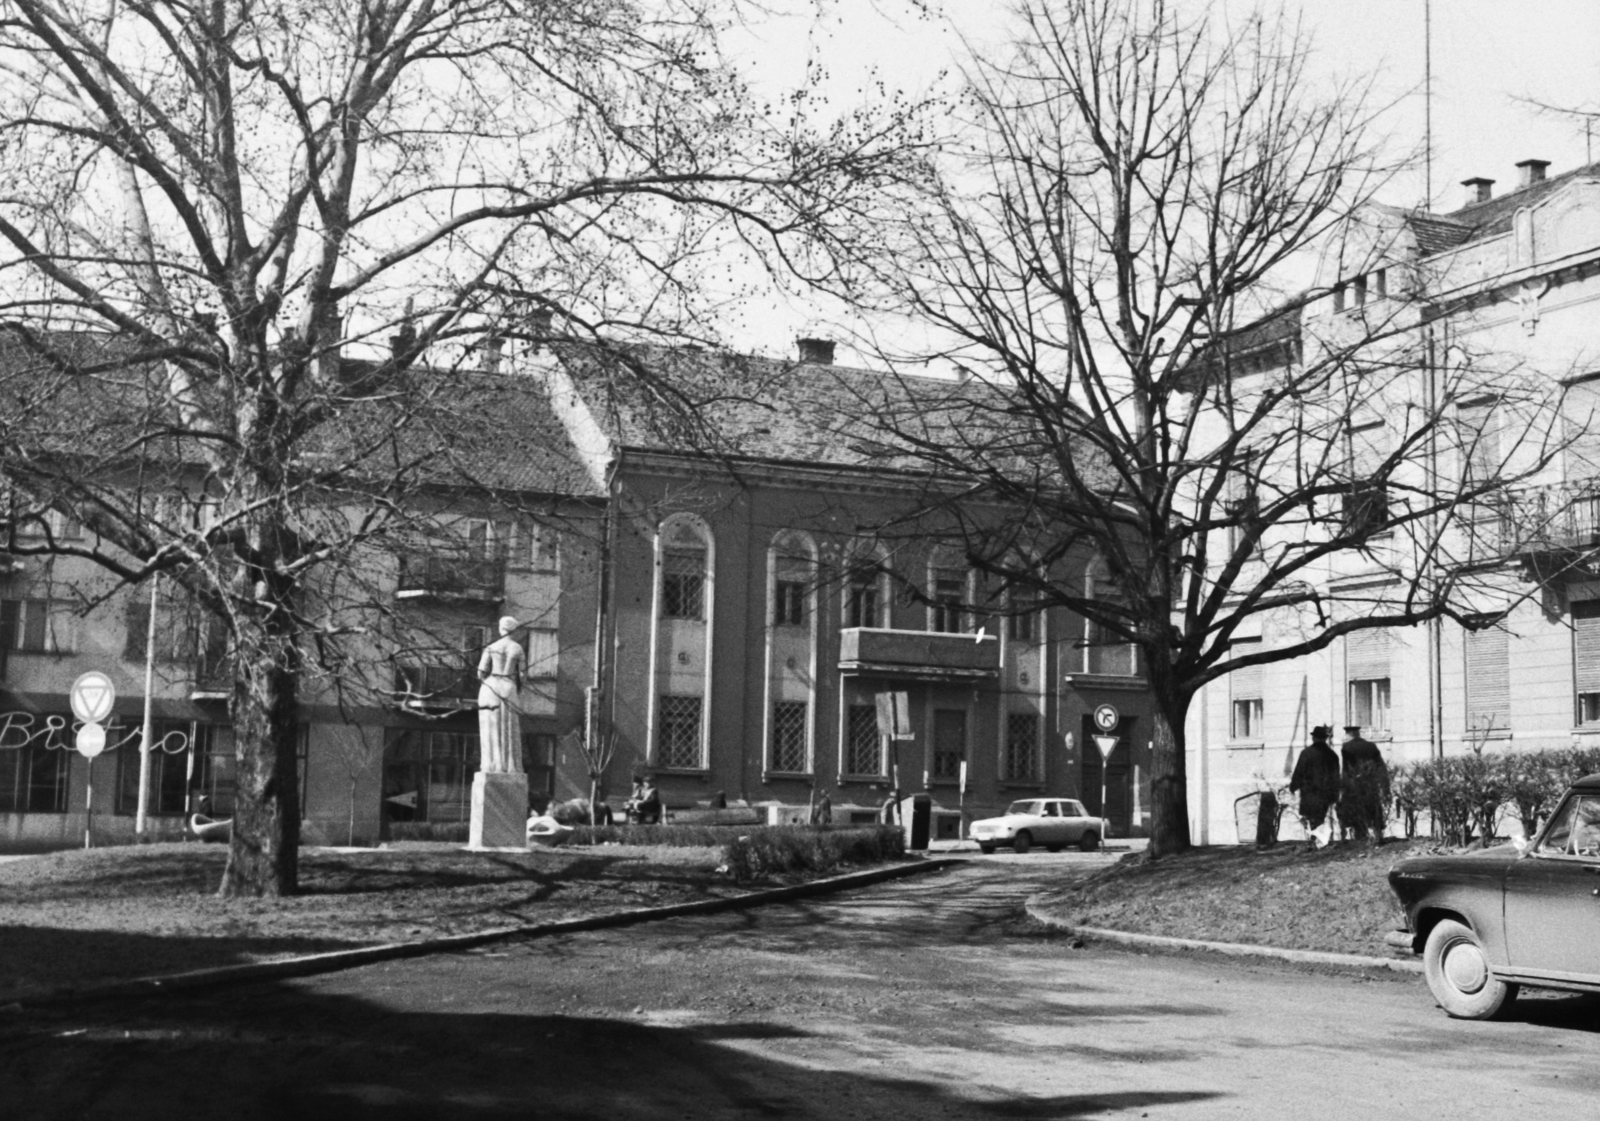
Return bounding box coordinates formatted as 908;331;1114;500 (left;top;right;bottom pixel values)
900;792;931;851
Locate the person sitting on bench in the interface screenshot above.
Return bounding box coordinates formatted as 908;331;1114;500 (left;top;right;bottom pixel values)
626;776;662;824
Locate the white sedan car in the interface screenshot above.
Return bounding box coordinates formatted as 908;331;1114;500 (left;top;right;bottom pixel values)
969;798;1107;854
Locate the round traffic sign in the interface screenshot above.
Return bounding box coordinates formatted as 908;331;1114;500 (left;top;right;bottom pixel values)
1092;703;1120;733
70;671;116;724
75;721;106;759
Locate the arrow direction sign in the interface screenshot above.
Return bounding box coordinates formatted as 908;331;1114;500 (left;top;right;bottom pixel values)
70;672;116;725
386;791;419;809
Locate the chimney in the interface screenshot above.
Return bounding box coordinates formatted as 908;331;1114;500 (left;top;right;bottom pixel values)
1461;177;1495;205
389;297;416;365
479;335;504;374
528;307;553;353
796;337;834;365
1516;158;1551;189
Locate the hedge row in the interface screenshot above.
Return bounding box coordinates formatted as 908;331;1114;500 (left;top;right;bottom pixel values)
1390;746;1600;846
723;825;905;883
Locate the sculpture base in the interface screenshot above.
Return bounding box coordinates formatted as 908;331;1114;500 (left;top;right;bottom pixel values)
468;772;528;851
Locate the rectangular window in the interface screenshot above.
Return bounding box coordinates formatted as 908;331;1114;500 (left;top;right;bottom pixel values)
1348;678;1391;734
932;708;967;781
526;628;558;679
1008;594;1037;643
115;720;193;816
1230;644;1263;740
930;568;965;634
657;694;703;769
773;580;806;626
526;524;559;572
769;701;808;773
661;553;705;619
846;568;880;628
0;715;70;813
1343;421;1391;535
1084;618;1136;676
3;599;58;653
1231;698;1264;740
845;704;881;776
1575;600;1600;724
1464;625;1510;739
1004;712;1041;782
382;729;476;825
15;509;80;540
523;732;556;803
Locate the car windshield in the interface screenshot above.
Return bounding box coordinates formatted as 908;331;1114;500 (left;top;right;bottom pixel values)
1006;801;1039;816
1538;793;1600;856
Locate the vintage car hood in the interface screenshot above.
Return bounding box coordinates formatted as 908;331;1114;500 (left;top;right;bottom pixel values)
972;814;1032;829
1388;850;1518;897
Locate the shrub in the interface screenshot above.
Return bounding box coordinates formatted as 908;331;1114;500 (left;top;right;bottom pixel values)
723;825;904;883
1391;745;1600;846
387;821;470;843
570;823;744;847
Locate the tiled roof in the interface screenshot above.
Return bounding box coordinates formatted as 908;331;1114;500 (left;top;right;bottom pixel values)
1423;160;1600;249
1406;215;1474;256
553;342;1117;490
0;330;598;498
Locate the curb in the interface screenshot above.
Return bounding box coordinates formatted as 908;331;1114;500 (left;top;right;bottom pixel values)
1023;898;1424;975
12;857;961;1009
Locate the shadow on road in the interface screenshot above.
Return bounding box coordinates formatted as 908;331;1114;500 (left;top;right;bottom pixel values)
0;974;1225;1120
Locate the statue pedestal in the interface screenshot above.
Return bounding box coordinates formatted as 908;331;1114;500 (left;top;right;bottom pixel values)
468;771;528;851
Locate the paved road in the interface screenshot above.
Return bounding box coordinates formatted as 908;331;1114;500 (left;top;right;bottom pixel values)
4;855;1598;1119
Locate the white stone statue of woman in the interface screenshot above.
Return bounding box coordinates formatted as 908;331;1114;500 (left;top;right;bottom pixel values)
476;616;526;774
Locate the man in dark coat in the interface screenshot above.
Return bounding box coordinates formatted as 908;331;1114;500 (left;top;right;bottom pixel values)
1289;725;1341;833
1340;725;1391;842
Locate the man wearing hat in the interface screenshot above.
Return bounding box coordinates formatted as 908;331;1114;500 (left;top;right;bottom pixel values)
1339;724;1390;842
1289;725;1341;837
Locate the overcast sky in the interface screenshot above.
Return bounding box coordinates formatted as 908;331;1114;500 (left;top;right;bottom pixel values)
720;0;1600;359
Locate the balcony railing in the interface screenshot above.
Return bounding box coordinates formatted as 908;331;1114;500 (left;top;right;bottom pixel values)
393;664;478;711
1474;482;1600;578
395;551;505;602
838;627;1000;680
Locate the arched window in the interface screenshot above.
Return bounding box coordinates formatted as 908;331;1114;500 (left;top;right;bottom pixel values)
766;531;816;775
1083;559;1136;676
659;516;710;620
651;514;714;770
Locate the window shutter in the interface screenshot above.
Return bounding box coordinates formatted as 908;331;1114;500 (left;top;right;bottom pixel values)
1574;601;1600;694
1347;629;1392;679
1464;626;1510;727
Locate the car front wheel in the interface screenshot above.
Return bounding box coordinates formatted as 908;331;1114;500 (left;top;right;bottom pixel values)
1078;831;1100;852
1011;831;1033;854
1423;918;1518;1020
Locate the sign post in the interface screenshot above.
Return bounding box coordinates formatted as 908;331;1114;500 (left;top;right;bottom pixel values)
71;673;116;850
1091;702;1121;839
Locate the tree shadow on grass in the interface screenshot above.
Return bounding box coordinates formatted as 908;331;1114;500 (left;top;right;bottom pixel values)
0;973;1226;1120
0;924;363;1001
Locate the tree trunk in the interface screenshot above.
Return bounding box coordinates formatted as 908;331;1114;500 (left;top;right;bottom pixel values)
220;606;302;897
1145;688;1193;859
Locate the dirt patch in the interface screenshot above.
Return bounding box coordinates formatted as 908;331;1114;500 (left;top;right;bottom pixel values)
1029;838;1447;955
0;840;746;998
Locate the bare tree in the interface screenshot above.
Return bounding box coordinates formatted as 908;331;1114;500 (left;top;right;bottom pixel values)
566;724;618;825
822;0;1577;857
0;0;925;894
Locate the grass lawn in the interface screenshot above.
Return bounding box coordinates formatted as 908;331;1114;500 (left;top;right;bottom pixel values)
0;841;743;999
1030;838;1445;957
